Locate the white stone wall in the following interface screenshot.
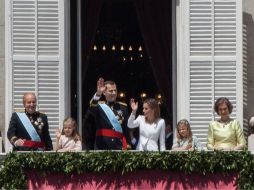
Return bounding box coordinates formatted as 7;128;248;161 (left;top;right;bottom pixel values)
0;0;5;146
0;0;253;152
243;0;254;124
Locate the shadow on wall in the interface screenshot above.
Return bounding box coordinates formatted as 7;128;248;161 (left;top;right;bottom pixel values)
0;131;3;152
243;12;254;135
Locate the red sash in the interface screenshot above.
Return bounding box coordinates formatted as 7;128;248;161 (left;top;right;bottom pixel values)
96;129;127;150
23;140;45;149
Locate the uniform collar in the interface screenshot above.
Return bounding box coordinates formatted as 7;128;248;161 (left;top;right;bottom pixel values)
107;101;116;107
25;110;38;117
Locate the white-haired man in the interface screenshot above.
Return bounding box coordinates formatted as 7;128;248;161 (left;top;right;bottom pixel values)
7;92;53;151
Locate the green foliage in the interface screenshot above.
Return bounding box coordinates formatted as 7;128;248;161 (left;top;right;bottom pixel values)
0;151;253;189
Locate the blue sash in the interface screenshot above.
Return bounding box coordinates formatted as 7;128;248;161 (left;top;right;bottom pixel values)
99;103;123;133
16;112;41;142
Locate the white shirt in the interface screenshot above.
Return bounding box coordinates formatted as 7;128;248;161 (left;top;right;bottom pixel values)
57;135;82;151
128;114;165;151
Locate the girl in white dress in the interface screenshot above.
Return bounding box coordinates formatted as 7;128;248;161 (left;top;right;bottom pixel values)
172;119;203;151
55;117;82;152
128;98;165;151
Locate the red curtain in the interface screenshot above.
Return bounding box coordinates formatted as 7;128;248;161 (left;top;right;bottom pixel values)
134;0;173;117
70;0;103;118
81;0;103;78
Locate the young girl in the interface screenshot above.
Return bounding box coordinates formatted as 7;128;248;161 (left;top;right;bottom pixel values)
172;119;202;151
55;117;82;152
128;98;165;151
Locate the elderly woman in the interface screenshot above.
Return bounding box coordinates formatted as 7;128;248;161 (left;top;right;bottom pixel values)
207;97;246;150
128;98;165;151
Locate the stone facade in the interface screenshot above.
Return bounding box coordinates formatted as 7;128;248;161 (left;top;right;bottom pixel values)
243;0;254;124
0;1;254;152
0;0;5;147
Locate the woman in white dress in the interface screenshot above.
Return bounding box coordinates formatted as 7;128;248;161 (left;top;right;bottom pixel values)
128;98;165;151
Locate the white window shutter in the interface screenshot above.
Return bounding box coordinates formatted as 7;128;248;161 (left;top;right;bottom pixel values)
177;0;242;145
5;0;68;151
243;22;248;136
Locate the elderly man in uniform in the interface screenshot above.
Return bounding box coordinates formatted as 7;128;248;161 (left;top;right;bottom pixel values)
83;78;130;150
7;92;53;151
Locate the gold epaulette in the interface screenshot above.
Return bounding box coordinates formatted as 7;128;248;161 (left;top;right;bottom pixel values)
36;111;45;114
90;100;105;107
14;109;25;113
117;101;127;107
14;109;45;114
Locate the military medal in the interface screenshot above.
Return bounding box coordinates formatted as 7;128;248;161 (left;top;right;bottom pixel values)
117;110;123;116
116;110;124;125
37;117;42;123
37;117;44;130
38;125;43;130
29;116;34;123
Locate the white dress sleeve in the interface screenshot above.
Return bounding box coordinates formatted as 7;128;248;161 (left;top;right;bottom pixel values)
159;119;166;151
127;114;141;128
73;140;82;151
193;136;203;151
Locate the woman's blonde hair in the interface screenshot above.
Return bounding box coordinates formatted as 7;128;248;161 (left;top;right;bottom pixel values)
143;98;160;120
176;119;193;144
63;117;81;142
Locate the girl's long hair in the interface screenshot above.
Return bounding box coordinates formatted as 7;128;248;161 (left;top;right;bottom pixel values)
62;117;81;142
176;119;193;144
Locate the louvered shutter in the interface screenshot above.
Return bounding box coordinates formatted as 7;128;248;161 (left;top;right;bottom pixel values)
5;0;68;151
243;21;248;136
177;0;242;145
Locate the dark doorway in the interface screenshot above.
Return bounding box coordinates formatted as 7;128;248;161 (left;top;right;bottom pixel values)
71;0;173;128
83;1;159;113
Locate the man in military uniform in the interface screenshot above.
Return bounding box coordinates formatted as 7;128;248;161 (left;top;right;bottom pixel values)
7;92;53;151
83;78;130;150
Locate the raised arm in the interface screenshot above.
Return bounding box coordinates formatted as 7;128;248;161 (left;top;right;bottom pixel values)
90;78;106;104
127;99;140;128
96;78;105;97
55;128;62;151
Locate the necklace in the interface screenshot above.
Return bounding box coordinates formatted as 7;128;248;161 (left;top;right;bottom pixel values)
218;118;231;127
